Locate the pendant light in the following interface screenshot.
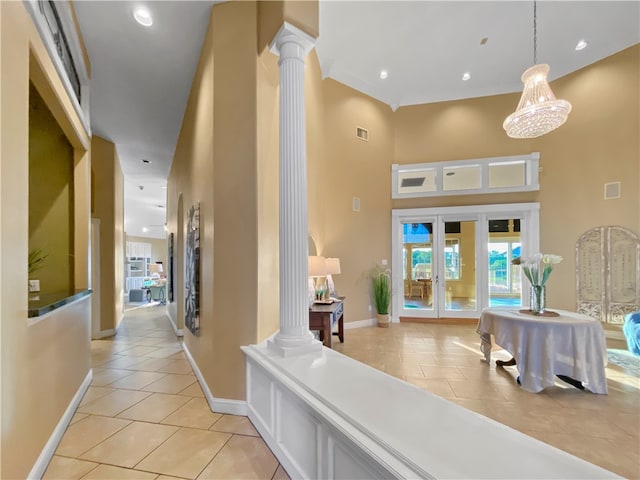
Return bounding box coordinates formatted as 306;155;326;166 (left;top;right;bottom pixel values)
503;1;572;139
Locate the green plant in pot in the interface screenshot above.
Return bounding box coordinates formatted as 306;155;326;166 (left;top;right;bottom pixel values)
371;265;391;327
28;248;48;276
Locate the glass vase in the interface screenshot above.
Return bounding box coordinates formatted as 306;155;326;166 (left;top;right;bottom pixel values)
530;285;546;314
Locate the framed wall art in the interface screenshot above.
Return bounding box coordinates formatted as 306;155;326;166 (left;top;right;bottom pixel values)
185;203;200;336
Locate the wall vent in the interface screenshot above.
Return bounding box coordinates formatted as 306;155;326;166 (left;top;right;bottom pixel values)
356;126;369;141
604;182;621;200
401;177;425;188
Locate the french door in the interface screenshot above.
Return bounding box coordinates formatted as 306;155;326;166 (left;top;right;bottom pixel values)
391;203;539;320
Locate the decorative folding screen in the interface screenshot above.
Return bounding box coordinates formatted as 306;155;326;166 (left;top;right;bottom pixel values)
576;226;640;325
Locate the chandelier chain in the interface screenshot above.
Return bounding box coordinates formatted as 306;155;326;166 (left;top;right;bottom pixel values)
533;0;537;64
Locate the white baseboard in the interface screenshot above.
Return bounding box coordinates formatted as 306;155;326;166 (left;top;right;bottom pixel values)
605;329;625;341
182;343;247;416
165;312;184;337
28;369;93;479
343;318;377;330
92;328;115;339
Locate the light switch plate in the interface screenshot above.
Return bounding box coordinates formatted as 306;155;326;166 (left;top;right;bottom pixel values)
29;280;40;292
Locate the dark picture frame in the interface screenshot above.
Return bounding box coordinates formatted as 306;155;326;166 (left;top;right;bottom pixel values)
185;203;200;336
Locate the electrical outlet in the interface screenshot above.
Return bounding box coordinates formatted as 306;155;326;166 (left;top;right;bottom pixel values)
368;305;372;312
381;259;388;266
29;280;40;292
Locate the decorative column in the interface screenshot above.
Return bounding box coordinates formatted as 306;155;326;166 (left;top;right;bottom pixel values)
268;22;322;356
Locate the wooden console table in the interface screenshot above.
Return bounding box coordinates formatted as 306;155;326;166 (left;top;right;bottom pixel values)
309;297;345;348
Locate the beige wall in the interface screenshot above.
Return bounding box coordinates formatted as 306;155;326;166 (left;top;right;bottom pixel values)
392;45;639;311
0;2;91;478
29;83;75;293
309;74;395;323
257;1;319;51
91;136;124;332
167;1;318;400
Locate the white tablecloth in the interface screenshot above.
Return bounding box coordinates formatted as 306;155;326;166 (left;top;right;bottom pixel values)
477;308;608;394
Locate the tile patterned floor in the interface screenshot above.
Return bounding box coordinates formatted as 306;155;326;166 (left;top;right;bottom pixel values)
333;321;640;480
45;306;639;479
44;306;288;480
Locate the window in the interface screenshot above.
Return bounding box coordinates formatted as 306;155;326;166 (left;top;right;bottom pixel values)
444;239;460;280
392;153;540;198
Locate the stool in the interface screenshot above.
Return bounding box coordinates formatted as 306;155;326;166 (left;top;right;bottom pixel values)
129;289;144;302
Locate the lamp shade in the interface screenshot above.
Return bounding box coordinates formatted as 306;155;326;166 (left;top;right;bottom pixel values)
308;256;327;277
149;263;163;274
326;257;341;275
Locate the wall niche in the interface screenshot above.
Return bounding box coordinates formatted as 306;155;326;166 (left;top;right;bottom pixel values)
29;82;75;294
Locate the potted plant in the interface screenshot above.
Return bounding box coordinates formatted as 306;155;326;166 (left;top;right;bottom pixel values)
371;265;391;327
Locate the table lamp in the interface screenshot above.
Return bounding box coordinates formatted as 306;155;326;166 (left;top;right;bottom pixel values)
325;257;341;297
149;263;163;278
308;255;328;302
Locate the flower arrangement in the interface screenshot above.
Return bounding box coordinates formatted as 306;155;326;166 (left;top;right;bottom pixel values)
512;253;562;314
512;253;563;287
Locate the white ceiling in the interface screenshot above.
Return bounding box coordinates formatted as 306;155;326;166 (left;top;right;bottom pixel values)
73;1;640;239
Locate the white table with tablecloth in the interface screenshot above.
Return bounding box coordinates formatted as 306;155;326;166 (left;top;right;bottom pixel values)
477;308;608;394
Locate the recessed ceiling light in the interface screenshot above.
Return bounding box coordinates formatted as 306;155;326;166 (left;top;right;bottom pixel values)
462;72;471;81
142;227;149;233
379;70;388;80
141;159;150;164
575;39;588;51
133;7;153;27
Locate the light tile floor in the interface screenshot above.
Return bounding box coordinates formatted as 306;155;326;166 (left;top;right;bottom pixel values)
44;306;288;480
45;307;639;479
333;321;640;479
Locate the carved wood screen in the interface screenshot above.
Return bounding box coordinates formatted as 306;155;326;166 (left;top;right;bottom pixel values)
576;226;640;325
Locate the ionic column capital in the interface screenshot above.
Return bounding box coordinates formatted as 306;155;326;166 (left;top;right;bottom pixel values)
269;21;316;61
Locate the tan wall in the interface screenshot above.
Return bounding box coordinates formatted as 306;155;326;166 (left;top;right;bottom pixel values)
91;136;124;332
257;1;319;51
167;1;318;399
114;154;124;322
313;76;395;323
0;3;91;478
29;83;75;293
256;38;280;342
392;45;639;311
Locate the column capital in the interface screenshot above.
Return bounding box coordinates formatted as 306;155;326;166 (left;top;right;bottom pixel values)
269;21;316;59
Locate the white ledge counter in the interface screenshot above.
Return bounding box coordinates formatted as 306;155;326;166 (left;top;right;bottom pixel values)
243;342;619;479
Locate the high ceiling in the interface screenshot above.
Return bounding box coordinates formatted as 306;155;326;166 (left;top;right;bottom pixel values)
73;1;640;239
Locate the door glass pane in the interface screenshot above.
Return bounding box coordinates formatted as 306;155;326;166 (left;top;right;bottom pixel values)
444;221;476;311
488;219;522;307
402;222;433;310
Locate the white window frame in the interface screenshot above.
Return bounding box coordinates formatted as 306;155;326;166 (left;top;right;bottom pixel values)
392;152;540;199
24;0;91;135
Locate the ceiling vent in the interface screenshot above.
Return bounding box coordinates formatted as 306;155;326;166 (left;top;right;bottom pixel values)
356;126;369;141
401;177;426;188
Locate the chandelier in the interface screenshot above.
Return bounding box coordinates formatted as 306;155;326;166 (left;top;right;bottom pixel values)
503;1;572;139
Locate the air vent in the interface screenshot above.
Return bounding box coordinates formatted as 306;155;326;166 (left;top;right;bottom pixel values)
401;177;425;188
356;126;369;141
604;182;621;200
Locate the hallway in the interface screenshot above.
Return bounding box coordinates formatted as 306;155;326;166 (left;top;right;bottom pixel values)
44;306;289;480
